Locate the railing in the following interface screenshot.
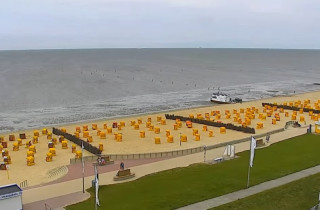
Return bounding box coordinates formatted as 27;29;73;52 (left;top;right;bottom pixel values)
70;154;112;164
19;180;28;189
47;166;68;179
69;128;287;163
206;128;284;150
70;147;204;163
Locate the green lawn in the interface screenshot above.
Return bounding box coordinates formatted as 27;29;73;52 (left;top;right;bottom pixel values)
213;172;320;210
67;134;320;210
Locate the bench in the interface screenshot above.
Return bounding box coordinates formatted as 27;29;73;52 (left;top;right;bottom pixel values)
214;157;224;163
114;168;135;181
117;169;131;177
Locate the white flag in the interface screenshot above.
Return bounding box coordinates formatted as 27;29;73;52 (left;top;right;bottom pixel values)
95;166;100;206
249;136;256;167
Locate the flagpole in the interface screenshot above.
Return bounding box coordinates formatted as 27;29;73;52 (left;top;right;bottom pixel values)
82;140;85;193
247;136;252;188
95;164;97;210
246;160;251;188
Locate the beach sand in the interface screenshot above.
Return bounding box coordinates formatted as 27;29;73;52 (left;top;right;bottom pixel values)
0;91;319;187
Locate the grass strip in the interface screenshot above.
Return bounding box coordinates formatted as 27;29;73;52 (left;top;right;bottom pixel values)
213;172;320;210
67;133;320;210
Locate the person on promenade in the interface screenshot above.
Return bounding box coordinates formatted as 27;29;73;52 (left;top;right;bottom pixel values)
120;162;125;170
98;156;102;165
101;158;105;165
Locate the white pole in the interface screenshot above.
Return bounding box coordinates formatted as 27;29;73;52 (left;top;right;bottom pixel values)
247;137;252;188
246;163;251;188
95;165;98;210
82;141;85;193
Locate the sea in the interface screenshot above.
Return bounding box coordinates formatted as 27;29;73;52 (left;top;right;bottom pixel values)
0;48;320;133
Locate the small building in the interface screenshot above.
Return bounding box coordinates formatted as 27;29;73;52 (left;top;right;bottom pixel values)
0;184;23;210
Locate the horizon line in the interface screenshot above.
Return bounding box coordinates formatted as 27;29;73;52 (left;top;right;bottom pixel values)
1;46;320;52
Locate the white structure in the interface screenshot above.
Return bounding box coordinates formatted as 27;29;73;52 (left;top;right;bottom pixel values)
223;144;235;159
210;92;242;104
0;184;23;210
210;92;231;104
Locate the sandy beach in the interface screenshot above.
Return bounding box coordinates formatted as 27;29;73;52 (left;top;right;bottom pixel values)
1;91;319;187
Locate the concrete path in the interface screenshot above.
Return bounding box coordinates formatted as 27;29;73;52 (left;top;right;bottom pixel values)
23;191;89;210
22;127;308;209
178;165;320;210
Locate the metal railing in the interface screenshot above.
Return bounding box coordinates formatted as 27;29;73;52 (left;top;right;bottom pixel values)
19;180;28;189
69;127;286;163
70;147;204;163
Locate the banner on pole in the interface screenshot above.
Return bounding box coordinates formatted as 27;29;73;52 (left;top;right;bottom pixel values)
250;136;256;167
95;166;100;206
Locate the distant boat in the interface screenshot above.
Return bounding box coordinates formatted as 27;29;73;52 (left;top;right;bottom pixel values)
210;92;242;104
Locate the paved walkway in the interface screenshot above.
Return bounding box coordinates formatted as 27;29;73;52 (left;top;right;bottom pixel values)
22;127;308;210
23;191;89;210
178;165;320;210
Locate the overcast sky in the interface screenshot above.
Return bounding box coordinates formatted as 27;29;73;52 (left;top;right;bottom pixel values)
0;0;319;50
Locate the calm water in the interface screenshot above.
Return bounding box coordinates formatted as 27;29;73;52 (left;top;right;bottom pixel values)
0;48;320;132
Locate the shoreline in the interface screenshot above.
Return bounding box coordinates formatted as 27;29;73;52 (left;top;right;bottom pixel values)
1;88;319;135
0;90;319;187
